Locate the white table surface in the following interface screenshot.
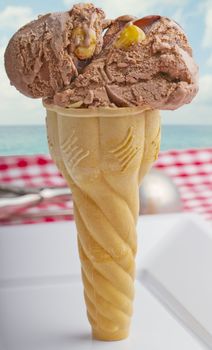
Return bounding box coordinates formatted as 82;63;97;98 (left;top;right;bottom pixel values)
0;214;210;350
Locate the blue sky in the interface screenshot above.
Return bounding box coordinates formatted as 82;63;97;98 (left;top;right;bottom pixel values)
0;0;211;124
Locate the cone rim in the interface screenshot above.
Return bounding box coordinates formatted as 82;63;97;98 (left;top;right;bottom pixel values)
43;102;152;118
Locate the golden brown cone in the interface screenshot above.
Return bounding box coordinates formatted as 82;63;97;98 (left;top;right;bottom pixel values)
45;105;161;341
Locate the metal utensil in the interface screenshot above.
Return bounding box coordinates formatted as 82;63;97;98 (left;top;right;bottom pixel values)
0;185;71;220
139;169;182;214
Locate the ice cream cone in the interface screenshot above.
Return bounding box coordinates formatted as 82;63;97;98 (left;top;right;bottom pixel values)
45;104;161;341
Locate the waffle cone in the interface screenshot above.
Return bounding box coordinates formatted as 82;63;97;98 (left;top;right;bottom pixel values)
45;104;161;341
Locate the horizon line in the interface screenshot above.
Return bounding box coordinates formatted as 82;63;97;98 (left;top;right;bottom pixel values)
1;123;212;127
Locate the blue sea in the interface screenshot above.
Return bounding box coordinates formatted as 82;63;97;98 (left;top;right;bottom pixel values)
0;125;211;156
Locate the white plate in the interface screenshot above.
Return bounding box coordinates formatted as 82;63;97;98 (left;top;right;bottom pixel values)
140;215;212;349
0;214;209;350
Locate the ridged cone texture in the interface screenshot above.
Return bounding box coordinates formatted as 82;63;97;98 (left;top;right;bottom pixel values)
45;105;161;341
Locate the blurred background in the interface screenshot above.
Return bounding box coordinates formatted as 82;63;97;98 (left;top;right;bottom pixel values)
0;0;212;350
0;3;211;348
0;0;212;155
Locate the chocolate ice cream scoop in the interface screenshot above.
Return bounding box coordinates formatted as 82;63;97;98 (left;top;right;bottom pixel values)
53;16;198;110
4;3;106;98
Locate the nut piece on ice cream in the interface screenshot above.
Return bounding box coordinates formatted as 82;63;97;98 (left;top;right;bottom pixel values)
4;3;106;98
53;16;198;110
133;15;161;33
103;15;137;48
114;24;146;49
72;27;97;59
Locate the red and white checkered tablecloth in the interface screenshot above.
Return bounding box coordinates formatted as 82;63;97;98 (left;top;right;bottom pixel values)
0;156;71;225
155;149;212;221
0;148;212;225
